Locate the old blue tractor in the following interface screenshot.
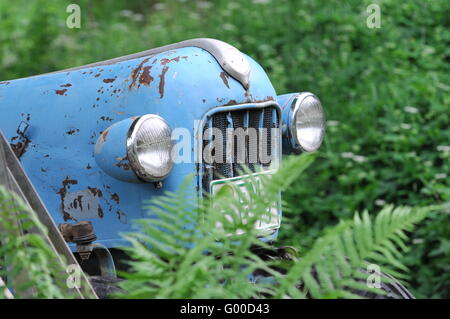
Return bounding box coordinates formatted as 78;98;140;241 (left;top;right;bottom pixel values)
0;38;413;298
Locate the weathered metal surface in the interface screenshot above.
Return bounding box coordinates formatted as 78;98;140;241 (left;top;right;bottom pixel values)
277;93;298;154
0;130;98;298
94;117;139;183
0;43;277;249
36;38;251;90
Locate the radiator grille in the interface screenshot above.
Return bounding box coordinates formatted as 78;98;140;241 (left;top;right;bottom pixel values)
201;105;280;192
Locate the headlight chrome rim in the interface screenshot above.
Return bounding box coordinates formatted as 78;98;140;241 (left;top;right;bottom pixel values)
288;92;325;153
126;114;174;182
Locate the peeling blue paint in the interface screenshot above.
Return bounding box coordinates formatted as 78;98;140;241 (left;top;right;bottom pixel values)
0;46;278;248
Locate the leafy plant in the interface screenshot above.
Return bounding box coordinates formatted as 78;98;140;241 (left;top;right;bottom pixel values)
0;185;73;299
0;154;442;299
116;154;315;298
116;155;440;299
276;205;440;298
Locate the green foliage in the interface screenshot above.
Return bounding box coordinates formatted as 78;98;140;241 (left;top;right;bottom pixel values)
0;0;448;297
277;205;438;298
116;154;317;298
117;155;439;299
0;185;72;298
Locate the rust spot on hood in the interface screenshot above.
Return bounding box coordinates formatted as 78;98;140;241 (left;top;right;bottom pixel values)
66;128;79;135
115;156;131;171
11;141;29;158
87;187;103;197
159;66;169;98
70;195;83;210
103;78;116;83
59;178;78;194
224;99;238;106
139;66;154;86
10;117;31;159
160;56;188;65
98;206;104;218
57;177;78;221
55;89;67;95
111;193;120;204
102;128;110;142
60;83;72;87
129;57;151;90
220;72;230;89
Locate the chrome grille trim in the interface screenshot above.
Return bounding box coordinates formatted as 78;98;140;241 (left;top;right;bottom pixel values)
197;101;282;194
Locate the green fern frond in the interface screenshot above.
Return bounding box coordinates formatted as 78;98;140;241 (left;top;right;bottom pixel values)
274;205;435;298
116;154;437;299
116;154;317;298
0;185;73;299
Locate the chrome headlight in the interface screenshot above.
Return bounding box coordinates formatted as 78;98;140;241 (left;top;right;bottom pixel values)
289;92;325;152
127;114;174;182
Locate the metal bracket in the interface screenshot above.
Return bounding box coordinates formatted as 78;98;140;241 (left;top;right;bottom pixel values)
77;243;117;278
59;221;117;278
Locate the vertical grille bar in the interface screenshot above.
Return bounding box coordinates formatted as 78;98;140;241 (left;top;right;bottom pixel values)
231;110;246;176
212;112;232;179
262;107;273;169
247;109;262;172
272;108;279;168
226;112;234;178
202;117;213;193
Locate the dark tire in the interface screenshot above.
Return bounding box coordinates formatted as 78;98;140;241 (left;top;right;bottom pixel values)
89;275;123;299
251;245;415;299
352;271;415;299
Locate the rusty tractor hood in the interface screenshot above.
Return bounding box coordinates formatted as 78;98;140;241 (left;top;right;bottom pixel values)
0;39;278;248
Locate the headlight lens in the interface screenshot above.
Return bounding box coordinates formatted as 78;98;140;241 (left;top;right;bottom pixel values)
290;93;325;152
127;114;174;182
